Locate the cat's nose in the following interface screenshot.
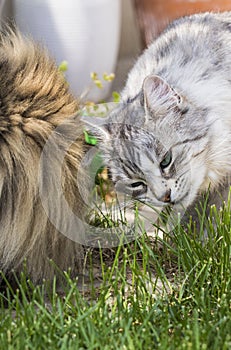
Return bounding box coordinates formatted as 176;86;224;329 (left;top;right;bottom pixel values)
160;189;171;203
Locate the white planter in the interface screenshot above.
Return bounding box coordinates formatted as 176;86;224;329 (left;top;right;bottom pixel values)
0;0;5;16
13;0;121;101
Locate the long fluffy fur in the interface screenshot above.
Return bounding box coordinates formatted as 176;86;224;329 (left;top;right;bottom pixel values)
0;29;87;284
84;12;231;218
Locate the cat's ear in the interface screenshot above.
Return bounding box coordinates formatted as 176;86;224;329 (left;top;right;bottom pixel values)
143;75;182;117
81;116;110;141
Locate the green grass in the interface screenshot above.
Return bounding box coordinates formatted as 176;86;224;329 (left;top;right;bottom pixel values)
1;199;231;349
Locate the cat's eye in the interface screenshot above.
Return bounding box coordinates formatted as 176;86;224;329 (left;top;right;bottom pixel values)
160;151;172;170
131;181;145;188
130;181;147;197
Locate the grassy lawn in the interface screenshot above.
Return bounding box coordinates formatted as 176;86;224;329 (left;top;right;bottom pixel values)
0;199;231;350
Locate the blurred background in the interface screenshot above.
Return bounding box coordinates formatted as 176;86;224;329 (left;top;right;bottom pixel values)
1;0;231;101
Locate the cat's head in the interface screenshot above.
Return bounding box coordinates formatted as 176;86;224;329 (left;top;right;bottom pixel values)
83;75;209;209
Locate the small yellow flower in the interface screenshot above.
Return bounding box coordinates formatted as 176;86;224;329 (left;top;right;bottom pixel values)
103;72;115;82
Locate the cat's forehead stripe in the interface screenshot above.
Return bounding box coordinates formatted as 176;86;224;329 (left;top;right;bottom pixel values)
172;133;208;149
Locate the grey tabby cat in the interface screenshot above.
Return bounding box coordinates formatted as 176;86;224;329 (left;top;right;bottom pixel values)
84;12;231;225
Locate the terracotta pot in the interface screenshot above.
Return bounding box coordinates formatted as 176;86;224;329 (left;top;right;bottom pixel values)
135;0;231;46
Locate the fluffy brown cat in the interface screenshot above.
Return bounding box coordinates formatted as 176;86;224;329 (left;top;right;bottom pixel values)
0;29;87;285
